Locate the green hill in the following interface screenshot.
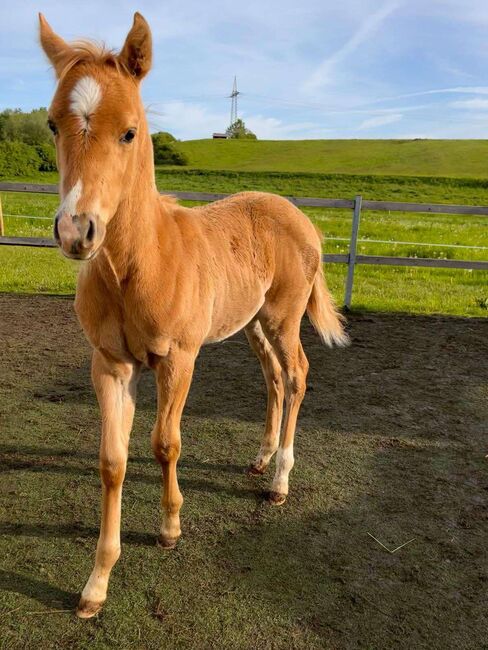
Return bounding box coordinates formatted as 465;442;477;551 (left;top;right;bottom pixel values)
174;139;488;177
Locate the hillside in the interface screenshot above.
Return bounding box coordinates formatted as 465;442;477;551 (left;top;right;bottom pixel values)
174;139;488;177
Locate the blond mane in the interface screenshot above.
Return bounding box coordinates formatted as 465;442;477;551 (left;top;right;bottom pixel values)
57;40;131;81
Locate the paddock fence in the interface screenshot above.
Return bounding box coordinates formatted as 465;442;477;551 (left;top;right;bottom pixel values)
1;181;487;309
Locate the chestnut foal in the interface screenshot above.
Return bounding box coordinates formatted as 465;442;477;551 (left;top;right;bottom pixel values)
39;13;348;617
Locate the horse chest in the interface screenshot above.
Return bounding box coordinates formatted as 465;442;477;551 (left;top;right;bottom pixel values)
121;304;172;363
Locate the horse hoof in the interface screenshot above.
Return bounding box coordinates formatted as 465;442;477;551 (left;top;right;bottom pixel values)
267;491;287;506
247;463;266;476
76;598;104;619
157;534;179;550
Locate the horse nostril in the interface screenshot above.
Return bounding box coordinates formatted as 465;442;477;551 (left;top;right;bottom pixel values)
86;218;96;242
53;217;60;241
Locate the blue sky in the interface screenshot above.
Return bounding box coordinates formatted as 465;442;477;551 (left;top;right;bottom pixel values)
2;0;488;139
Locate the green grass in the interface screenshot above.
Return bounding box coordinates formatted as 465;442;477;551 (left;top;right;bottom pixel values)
173;139;488;177
154;167;488;203
1;168;487;316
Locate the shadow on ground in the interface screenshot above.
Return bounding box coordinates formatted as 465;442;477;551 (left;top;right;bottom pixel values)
0;294;487;649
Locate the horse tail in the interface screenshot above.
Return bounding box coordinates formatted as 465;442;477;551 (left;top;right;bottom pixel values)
307;245;350;348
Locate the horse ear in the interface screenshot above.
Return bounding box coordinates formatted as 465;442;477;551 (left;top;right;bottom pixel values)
118;13;152;80
39;14;72;78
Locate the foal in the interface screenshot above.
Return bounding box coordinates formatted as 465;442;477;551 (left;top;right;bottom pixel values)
39;13;348;618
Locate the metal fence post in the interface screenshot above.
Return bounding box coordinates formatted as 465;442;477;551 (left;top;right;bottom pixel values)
344;194;362;310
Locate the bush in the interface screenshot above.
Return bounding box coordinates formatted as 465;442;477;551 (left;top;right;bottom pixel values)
151;131;177;144
151;132;188;166
0;141;42;177
35;143;57;172
153;143;189;166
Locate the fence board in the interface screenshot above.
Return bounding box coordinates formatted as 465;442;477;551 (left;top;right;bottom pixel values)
362;200;488;216
355;254;488;270
1;182;487;214
0;236;56;247
0;183;59;194
0;183;356;209
1;183;487;307
322;254;349;263
167;191;229;202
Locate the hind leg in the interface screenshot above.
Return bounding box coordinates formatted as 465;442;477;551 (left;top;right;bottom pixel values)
259;315;309;506
245;320;284;475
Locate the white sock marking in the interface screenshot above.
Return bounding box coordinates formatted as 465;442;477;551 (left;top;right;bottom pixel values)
271;446;294;495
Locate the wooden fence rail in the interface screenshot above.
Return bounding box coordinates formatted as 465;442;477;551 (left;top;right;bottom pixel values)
0;183;487;308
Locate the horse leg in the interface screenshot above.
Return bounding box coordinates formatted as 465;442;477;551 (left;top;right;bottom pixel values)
151;347;196;549
77;349;140;618
245;320;284;475
260;316;309;506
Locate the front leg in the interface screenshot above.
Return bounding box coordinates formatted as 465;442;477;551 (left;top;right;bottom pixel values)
77;349;140;619
151;346;196;548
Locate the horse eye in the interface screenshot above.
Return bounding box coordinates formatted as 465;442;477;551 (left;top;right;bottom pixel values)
47;119;58;135
120;129;136;143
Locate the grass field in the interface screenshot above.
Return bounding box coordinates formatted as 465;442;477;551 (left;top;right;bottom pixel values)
1;294;487;649
173;139;488;177
1;167;487;316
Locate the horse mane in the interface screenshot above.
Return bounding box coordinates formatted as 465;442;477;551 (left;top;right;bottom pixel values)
57;40;132;81
159;194;180;208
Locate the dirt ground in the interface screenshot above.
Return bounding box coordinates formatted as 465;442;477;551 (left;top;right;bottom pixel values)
0;293;487;649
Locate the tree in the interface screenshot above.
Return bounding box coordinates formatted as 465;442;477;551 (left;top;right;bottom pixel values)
0;141;43;177
226;119;257;140
0;108;57;175
0;108;52;146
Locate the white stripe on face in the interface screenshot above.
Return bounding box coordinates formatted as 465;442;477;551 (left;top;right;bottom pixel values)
60;179;82;216
70;76;102;131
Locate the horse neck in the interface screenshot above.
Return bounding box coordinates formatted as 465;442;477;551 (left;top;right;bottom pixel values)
100;131;165;282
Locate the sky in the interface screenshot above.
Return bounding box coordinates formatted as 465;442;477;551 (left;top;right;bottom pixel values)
2;0;488;140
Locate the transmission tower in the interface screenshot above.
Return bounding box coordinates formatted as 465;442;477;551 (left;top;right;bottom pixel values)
228;76;240;127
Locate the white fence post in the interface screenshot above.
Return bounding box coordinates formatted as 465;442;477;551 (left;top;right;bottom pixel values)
344;194;362;310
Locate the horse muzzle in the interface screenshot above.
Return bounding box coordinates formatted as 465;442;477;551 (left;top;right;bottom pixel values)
54;211;105;260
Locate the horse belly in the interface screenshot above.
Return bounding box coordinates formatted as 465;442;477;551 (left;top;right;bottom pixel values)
205;288;264;343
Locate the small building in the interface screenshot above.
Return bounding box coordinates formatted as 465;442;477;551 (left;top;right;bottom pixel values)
212;132;228;139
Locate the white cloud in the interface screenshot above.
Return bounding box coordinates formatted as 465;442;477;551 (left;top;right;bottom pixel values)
449;98;488;110
371;86;488;105
243;114;332;139
302;1;402;93
147;101;331;140
147;102;225;139
394;133;429;139
357;113;403;130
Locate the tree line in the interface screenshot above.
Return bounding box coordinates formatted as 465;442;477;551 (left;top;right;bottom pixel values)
0;108;189;176
0;108;257;177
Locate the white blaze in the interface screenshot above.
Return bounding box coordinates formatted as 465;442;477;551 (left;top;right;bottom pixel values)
70;76;102;130
60;179;82;217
